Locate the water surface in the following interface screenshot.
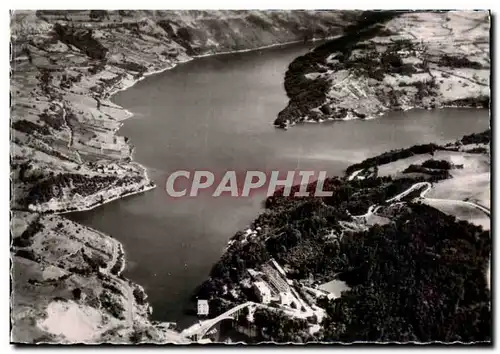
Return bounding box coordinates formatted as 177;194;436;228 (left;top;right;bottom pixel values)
69;42;489;328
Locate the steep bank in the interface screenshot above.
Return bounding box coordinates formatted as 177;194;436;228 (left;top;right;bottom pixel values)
275;10;490;128
10;10;360;343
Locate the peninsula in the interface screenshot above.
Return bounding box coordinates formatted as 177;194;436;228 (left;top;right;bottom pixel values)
194;130;491;343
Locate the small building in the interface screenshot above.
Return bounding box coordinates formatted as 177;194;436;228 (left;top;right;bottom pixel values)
279;291;292;306
253;281;272;304
197;299;209;316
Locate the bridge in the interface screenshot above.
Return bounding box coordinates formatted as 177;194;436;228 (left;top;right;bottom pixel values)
181;301;257;341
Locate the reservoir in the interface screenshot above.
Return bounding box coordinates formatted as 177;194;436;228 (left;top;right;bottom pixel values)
69;41;489;328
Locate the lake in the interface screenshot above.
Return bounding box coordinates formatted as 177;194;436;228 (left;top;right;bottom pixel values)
68;41;489;328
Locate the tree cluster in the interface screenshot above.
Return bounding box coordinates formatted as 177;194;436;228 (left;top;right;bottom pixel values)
421;159;452;170
39;112;64;131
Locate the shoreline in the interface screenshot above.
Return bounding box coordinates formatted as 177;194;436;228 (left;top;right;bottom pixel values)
94;36;342;211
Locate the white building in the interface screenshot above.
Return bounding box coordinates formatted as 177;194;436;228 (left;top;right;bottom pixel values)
253;281;272;304
197;299;209;316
